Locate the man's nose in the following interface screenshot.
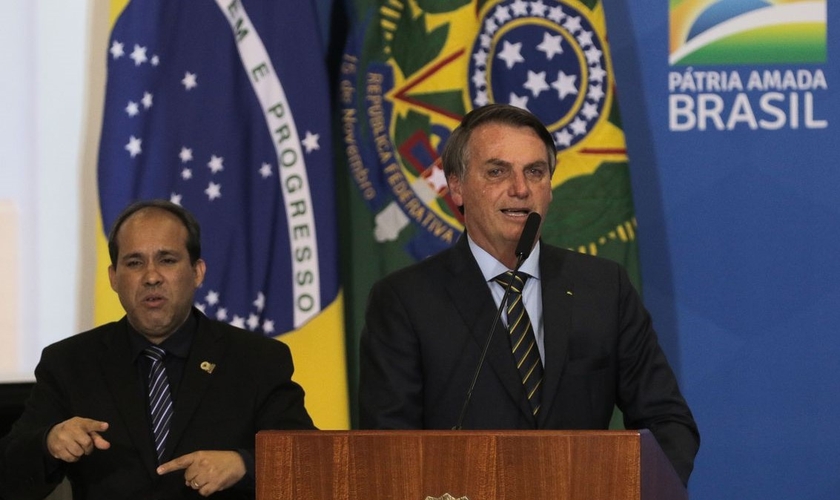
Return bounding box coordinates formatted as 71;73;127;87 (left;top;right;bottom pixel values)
508;172;529;197
143;264;163;285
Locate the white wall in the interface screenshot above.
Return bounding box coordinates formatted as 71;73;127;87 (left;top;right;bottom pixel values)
0;1;105;379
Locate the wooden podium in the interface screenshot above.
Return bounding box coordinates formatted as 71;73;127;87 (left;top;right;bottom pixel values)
256;430;686;500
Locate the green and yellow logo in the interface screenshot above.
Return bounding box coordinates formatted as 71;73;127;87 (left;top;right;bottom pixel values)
669;0;826;66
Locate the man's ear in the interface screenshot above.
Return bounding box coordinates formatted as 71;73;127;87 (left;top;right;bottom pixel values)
448;174;463;207
193;259;206;288
108;265;117;292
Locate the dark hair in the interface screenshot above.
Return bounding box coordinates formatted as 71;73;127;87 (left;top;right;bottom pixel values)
107;199;202;266
441;103;557;181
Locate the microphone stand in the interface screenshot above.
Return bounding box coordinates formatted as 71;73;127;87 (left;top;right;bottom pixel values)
453;253;526;430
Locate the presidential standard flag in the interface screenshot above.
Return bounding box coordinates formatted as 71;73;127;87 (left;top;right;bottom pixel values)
339;0;640;422
95;0;348;428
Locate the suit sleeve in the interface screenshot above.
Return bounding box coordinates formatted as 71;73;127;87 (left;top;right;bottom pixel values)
0;346;70;500
220;334;315;494
613;265;700;485
358;277;425;429
252;339;316;432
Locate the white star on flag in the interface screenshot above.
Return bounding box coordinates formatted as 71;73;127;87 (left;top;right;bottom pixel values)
509;92;529;110
577;30;594;48
125;101;139;117
205;182;221;200
510;0;529;17
231;315;245;329
581;102;599;120
523;70;549;97
130;44;148;66
151;55;160;66
564;15;583;32
181;168;192;180
589;66;607;83
537;32;564;60
141;92;153;109
530;0;548;17
179;147;193;163
474;89;489;106
170;193;182;205
207;155;224;173
205;290;220;305
497;40;525;69
548;6;566;23
110;41;124;59
125;136;142;157
585;46;604;65
259;162;273;178
551;71;578;100
247;314;260;330
182;72;198;90
302;131;320;153
254;292;265;312
493;5;512;24
471;69;487;89
587;84;605;101
472;48;488;68
262;319;275;334
555;129;574;147
570;117;588;135
483;18;498;35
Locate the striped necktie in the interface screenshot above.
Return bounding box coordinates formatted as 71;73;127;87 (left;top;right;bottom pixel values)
494;271;543;416
143;345;174;462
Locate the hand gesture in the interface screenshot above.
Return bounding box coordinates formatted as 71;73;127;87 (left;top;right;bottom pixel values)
157;450;246;497
46;417;110;462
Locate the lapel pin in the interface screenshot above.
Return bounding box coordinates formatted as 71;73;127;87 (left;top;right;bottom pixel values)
200;361;216;374
566;290;573;296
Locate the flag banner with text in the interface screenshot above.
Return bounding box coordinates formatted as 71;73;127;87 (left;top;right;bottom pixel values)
96;0;348;428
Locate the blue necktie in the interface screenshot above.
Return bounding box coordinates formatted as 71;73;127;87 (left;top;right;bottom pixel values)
494;271;543;416
143;346;174;462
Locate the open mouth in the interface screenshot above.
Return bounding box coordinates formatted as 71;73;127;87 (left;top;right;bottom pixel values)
501;208;531;216
143;294;166;307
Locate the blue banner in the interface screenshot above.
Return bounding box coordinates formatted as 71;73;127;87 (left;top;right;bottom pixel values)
604;0;837;498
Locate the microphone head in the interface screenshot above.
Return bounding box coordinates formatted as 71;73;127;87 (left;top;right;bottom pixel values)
515;212;542;261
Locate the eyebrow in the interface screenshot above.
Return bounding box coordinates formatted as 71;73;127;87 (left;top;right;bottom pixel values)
120;249;181;262
485;158;549;169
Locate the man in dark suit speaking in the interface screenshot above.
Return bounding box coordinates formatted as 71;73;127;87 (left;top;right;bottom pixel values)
359;104;699;485
0;200;314;499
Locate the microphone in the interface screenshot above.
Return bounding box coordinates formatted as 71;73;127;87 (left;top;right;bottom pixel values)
454;212;542;429
515;211;542;263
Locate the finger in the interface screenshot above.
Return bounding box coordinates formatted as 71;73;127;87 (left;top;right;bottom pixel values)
58;440;87;462
186;478;216;497
157;453;196;475
90;431;111;450
78;418;109;433
198;482;220;497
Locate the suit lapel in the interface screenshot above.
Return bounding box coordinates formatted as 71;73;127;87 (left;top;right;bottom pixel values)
445;237;536;425
537;245;573;427
99;318;159;475
165;315;227;460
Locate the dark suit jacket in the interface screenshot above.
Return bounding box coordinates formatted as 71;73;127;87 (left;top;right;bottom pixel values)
359;236;699;484
0;311;314;500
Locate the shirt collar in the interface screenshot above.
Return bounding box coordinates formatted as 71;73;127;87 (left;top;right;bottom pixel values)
127;309;198;362
466;233;541;282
